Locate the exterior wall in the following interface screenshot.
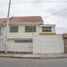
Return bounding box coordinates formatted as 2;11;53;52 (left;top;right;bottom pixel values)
2;24;56;39
0;39;4;51
40;24;56;33
0;35;64;53
63;34;67;53
0;38;33;52
0;26;5;52
7;40;33;52
33;35;64;53
0;39;33;52
1;24;56;39
0;24;60;53
0;27;4;38
7;25;42;38
52;26;55;33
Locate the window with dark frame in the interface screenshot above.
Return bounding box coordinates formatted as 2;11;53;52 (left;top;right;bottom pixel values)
42;27;52;32
64;38;67;42
15;39;32;43
25;26;36;32
10;26;18;32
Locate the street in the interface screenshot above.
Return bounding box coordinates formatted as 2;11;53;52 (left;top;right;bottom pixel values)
0;58;67;67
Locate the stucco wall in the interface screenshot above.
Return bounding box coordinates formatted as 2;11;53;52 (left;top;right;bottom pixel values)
0;39;4;51
7;40;33;52
0;35;64;53
3;24;56;38
33;35;64;53
40;24;56;33
7;25;42;38
0;39;33;52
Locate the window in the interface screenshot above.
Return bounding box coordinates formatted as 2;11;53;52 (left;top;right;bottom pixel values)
25;26;36;32
15;39;32;43
10;26;18;32
0;27;1;35
64;38;67;42
42;27;52;32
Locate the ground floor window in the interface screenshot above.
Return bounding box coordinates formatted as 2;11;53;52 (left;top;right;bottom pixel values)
15;38;32;43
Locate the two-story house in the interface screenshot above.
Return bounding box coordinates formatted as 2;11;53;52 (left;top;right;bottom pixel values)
0;16;64;54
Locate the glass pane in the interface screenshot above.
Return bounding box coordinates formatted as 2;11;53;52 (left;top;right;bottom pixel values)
42;27;52;32
10;26;18;32
25;26;36;32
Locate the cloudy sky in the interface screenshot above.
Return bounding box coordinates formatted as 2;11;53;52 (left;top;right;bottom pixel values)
0;0;67;34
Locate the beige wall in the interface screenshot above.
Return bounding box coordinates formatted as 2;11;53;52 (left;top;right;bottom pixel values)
0;24;56;39
7;25;42;38
0;39;33;52
0;24;64;53
33;35;64;53
7;40;33;52
5;24;55;38
40;24;56;33
0;39;4;51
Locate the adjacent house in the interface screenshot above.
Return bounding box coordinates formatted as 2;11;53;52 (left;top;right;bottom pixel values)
0;16;64;54
63;33;67;53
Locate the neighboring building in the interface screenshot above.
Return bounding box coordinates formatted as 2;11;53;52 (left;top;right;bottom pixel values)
63;33;67;53
0;16;64;54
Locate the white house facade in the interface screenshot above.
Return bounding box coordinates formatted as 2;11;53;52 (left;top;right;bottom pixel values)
0;16;64;54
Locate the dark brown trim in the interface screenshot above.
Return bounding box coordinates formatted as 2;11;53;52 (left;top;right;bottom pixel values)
0;51;33;54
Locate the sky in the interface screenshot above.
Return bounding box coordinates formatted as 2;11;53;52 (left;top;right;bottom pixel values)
0;0;67;34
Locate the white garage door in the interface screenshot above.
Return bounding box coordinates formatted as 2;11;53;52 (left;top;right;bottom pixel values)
7;39;33;52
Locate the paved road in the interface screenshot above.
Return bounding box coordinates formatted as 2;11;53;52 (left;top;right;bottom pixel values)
0;58;67;67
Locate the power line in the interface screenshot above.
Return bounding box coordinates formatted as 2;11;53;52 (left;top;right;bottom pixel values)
12;1;67;2
44;8;67;18
12;2;67;4
1;1;67;6
11;1;67;4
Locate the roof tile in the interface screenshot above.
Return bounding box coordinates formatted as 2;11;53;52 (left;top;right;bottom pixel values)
0;16;43;25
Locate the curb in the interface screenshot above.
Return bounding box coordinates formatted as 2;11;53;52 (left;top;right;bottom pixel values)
0;54;67;59
0;55;67;59
0;56;41;59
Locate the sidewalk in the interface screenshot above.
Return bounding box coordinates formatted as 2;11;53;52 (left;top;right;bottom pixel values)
0;53;67;59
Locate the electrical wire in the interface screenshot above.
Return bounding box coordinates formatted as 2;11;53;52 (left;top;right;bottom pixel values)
44;8;67;18
10;0;67;4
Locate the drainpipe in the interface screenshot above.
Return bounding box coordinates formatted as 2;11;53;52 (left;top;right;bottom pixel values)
4;0;11;54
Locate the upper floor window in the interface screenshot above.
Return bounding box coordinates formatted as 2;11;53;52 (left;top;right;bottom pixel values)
0;27;1;35
25;26;36;32
10;26;18;32
42;27;52;32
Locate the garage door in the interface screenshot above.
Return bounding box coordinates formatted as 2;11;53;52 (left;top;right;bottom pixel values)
7;39;33;53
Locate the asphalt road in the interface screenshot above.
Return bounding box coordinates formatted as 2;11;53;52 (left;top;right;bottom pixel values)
0;58;67;67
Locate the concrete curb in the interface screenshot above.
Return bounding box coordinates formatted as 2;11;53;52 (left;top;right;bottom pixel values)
0;54;41;59
0;56;41;59
0;54;67;59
